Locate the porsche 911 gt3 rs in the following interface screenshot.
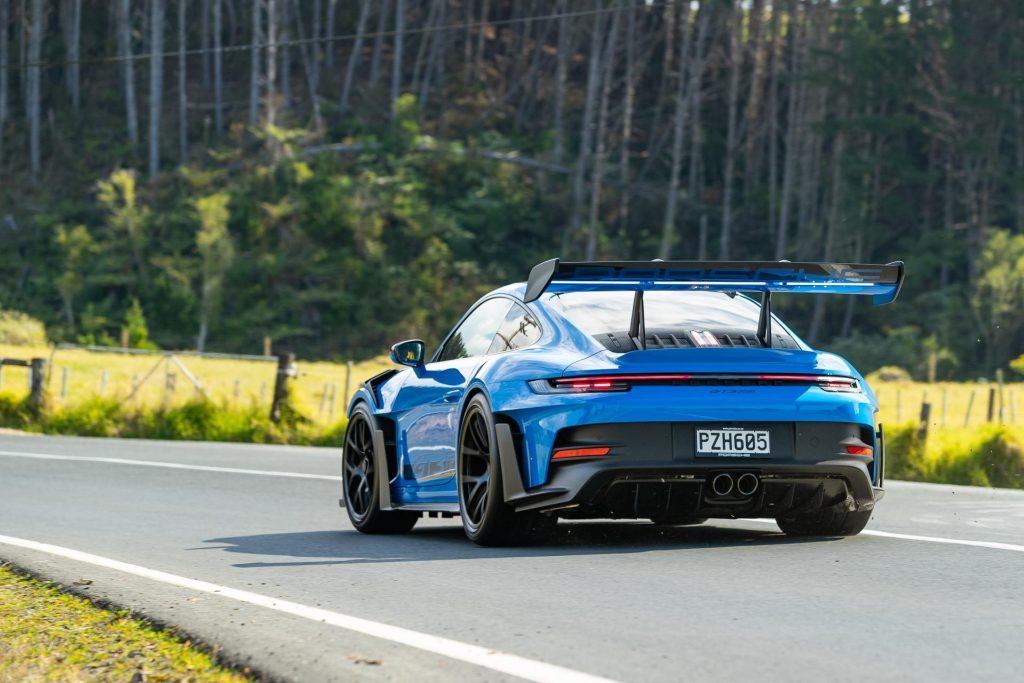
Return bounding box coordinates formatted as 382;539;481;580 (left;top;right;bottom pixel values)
341;259;904;545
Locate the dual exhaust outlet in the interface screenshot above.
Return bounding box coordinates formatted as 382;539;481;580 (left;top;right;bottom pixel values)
710;472;760;498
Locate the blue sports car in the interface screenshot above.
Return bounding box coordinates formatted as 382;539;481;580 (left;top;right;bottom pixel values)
341;259;904;545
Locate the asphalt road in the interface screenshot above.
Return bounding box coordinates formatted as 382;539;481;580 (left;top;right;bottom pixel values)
1;434;1022;682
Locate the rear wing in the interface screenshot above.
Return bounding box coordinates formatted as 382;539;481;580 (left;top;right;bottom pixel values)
523;259;905;349
523;259;904;305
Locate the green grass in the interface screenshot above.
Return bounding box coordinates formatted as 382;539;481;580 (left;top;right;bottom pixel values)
885;423;1024;488
0;564;251;683
0;394;346;447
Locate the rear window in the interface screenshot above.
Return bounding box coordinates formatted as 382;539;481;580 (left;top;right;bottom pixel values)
548;291;798;351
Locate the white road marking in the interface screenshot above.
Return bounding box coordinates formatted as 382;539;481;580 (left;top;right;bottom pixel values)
0;450;340;482
0;534;617;683
745;518;1024;553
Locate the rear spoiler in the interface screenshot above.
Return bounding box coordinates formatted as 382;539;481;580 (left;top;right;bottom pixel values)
523;259;905;306
524;259;905;349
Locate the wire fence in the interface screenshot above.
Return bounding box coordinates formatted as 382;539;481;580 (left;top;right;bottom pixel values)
0;344;383;425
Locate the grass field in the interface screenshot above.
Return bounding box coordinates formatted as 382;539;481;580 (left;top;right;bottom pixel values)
0;343;392;426
0;564;249;682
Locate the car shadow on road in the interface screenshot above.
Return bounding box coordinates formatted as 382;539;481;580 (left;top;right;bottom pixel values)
202;521;841;568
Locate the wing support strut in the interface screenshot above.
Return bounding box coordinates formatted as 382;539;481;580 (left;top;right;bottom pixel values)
757;291;772;348
629;290;646;350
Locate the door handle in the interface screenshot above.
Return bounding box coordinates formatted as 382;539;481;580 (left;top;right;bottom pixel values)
442;390;463;403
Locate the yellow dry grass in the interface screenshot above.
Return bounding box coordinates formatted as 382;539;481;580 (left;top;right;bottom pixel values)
0;343;394;425
2;342;1022;430
0;564;250;682
870;380;1024;429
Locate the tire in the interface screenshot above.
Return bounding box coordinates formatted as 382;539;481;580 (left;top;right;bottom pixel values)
342;405;419;534
776;507;871;537
649;514;708;527
457;394;554;546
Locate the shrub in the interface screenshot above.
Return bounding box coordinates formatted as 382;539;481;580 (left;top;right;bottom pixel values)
0;310;48;347
868;366;913;383
925;425;1024;488
44;397;125;437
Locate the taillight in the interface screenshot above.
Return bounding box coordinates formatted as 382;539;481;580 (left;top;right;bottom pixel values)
552;446;611;459
846;444;873;456
757;374;861;393
528;377;631;393
528;373;861;393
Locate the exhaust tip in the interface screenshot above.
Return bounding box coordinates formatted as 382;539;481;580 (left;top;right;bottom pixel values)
711;473;734;497
736;472;759;497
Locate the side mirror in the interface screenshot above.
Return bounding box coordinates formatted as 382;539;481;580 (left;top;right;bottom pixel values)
390;339;426;368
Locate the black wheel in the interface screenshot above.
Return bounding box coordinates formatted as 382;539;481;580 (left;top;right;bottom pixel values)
342;406;419;534
649;514;708;527
457;395;554;546
776;507;871;537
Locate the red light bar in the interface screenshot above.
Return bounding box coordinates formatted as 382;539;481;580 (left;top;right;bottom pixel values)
846;445;873;456
552;446;612;460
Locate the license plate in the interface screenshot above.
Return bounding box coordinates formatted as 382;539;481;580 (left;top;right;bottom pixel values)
696;428;770;457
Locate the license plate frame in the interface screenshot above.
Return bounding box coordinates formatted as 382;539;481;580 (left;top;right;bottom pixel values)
695;428;771;458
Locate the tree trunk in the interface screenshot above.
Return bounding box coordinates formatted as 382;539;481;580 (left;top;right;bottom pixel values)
774;0;802;260
279;0;290;108
417;0;446;111
0;0;9;165
368;0;390;87
766;3;781;239
586;3;621;261
1016;94;1024;232
213;0;223;133
61;0;81;117
338;0;371;117
685;9;711;245
564;1;606;256
200;0;210;92
148;0;164;178
265;0;276;129
248;0;261;125
657;2;698;260
389;0;404;117
290;0;323;126
742;0;767;194
618;0;637;232
411;0;440;94
325;0;337;69
473;0;490;81
309;0;321;98
26;0;41;180
551;0;568;164
719;0;743;259
177;0;187;163
808;126;845;343
119;0;140;146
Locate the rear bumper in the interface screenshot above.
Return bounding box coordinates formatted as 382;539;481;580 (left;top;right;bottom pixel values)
495;422;884;519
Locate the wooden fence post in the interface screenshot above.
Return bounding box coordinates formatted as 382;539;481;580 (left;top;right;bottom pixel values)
917;400;932;443
318;382;329;417
60;367;69;400
344;361;353;405
270;352;296;423
964;390;975;428
996;369;1004;423
28;358;46;411
986;386;996;422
